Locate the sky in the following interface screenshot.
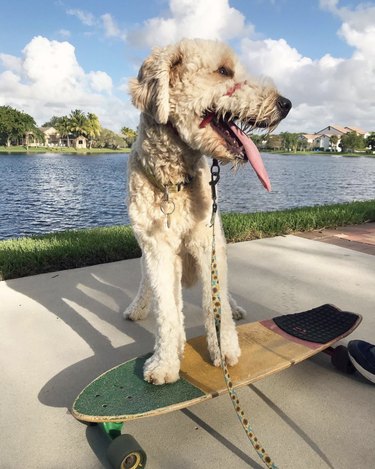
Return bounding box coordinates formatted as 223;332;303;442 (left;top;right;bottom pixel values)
0;0;374;134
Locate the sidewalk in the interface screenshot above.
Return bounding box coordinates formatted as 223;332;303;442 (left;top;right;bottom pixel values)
1;227;374;468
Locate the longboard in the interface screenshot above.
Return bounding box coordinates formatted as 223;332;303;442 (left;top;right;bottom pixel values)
72;304;361;468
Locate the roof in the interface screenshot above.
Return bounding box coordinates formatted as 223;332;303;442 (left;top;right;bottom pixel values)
315;124;368;137
345;126;367;135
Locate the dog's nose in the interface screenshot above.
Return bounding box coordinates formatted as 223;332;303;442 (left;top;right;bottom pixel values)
277;96;292;117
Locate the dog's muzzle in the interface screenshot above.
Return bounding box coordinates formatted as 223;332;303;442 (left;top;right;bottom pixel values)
276;96;292;118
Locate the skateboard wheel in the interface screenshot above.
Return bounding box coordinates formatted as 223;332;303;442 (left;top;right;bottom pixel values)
331;345;356;374
107;434;147;469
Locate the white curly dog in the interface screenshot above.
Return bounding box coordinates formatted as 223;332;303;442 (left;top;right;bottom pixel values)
124;39;291;384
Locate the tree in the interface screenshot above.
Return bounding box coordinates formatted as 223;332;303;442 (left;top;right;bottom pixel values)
121;126;137;147
0;106;39;146
329;135;339;152
86;113;101;148
55;116;72;147
96;128;125;149
42;116;61;128
264;134;282;150
249;133;265;149
340;131;365;153
366;132;375;151
279;132;299;152
69;109;88;137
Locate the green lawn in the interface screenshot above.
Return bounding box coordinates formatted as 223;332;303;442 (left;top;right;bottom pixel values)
1;200;374;281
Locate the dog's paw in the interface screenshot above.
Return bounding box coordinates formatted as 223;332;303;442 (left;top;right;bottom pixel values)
123;302;150;321
231;304;246;321
211;348;241;367
209;330;241;367
143;355;180;385
229;295;246;320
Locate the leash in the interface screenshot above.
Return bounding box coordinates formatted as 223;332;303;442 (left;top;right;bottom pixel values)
209;159;278;469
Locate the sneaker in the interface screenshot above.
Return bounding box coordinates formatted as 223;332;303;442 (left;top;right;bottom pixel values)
348;340;375;383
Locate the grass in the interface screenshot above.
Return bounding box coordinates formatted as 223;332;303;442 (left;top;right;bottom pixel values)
1;200;374;281
0;146;130;154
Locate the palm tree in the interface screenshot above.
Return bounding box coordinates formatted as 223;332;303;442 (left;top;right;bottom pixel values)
69;109;88;137
121;126;137;147
86;113;101;148
55;116;71;147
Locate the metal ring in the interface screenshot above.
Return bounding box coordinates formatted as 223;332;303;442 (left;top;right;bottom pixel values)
160;200;175;216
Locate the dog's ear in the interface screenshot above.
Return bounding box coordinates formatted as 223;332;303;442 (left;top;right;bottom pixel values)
129;45;182;124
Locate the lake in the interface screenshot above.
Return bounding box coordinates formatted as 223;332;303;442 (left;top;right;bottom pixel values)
1;152;375;240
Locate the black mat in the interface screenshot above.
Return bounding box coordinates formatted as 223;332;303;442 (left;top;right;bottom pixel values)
272;304;359;344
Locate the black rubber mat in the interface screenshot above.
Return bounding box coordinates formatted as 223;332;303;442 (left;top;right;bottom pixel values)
272;304;359;344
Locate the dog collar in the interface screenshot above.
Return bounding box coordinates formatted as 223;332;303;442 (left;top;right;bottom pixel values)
140;160;193;194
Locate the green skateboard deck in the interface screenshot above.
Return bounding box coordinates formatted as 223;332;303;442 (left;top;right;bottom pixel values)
72;304;361;424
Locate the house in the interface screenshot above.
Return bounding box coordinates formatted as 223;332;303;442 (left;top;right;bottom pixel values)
72;135;87;149
40;127;62;146
301;125;368;151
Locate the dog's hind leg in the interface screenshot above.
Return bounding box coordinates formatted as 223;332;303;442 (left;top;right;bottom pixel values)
124;256;152;321
141;242;185;384
229;293;246;320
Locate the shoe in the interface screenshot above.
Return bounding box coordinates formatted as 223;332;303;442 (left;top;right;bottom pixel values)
348;340;375;383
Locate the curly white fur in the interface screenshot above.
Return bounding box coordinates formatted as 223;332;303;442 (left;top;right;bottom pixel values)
124;39;289;384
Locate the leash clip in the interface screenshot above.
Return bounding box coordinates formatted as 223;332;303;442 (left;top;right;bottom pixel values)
209;159;220;226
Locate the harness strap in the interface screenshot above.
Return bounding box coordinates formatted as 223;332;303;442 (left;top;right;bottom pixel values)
210;159;278;469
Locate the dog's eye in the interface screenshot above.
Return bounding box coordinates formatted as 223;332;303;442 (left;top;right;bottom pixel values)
217;66;233;78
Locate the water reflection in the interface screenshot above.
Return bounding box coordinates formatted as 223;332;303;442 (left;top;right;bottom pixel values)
1;152;374;239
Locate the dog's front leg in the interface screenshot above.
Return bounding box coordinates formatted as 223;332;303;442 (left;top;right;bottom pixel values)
142;242;185;384
203;240;241;367
190;225;241;368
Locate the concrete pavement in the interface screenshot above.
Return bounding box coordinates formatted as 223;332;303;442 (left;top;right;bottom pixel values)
1;228;374;469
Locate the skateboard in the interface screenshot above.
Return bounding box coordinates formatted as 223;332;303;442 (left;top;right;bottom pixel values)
72;304;361;469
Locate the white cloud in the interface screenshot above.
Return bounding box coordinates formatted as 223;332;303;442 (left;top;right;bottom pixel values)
88;71;113;93
66;9;96;26
58;29;71;38
129;0;253;47
0;53;22;73
101;13;127;41
320;0;375;59
240;1;375;132
0;36;137;131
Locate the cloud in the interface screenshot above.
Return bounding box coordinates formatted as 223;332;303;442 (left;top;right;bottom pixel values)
129;0;253;47
240;1;375;132
0;53;22;73
66;9;96;26
101;13;127;41
320;0;375;58
0;36;138;131
88;71;113;93
57;29;71;38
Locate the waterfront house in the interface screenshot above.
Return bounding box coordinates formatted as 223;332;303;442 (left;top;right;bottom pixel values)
72;135;87;149
301;124;368;151
40;127;61;146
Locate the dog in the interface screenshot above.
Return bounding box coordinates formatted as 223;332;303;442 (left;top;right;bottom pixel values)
124;38;291;384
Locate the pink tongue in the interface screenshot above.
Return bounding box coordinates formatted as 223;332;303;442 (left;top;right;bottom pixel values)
229;123;271;192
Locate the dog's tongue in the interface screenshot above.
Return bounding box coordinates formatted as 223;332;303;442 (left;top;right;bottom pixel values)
229;123;271;192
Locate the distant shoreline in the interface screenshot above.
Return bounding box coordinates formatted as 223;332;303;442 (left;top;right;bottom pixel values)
1;146;373;158
0;146;131;154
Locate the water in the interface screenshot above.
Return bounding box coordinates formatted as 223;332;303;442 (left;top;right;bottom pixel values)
1;152;374;240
